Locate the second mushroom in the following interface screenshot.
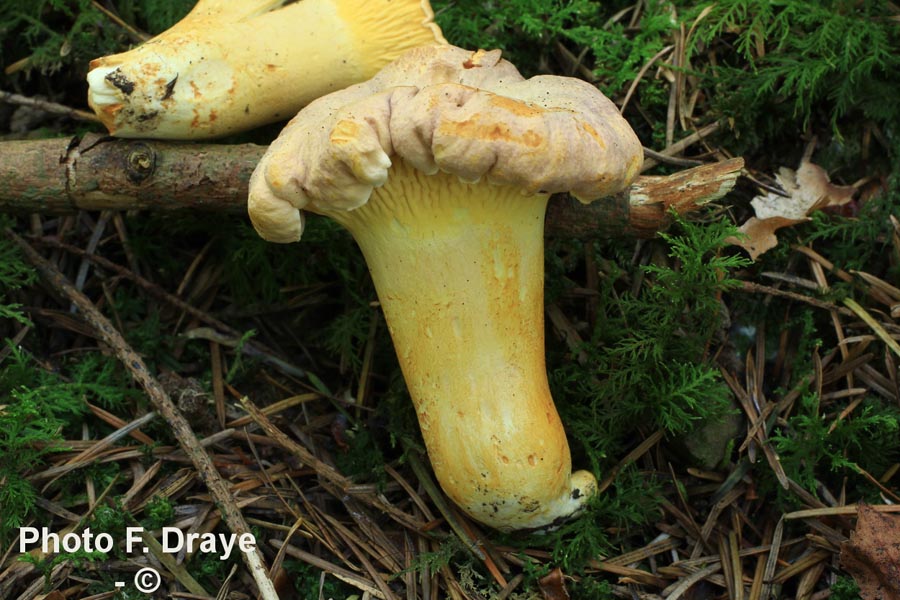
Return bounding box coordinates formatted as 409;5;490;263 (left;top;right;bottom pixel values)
248;45;643;531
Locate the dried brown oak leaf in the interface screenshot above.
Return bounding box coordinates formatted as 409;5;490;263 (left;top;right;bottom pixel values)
729;159;855;260
840;503;900;600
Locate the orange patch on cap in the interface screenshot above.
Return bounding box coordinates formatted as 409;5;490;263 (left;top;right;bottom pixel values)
140;62;161;78
521;130;543;148
580;121;607;149
331;119;361;143
439;117;544;148
489;94;544;118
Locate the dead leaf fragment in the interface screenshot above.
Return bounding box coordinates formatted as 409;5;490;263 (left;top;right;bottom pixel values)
795;160;856;210
840;502;900;600
730;158;856;260
538;567;570;600
727;215;809;261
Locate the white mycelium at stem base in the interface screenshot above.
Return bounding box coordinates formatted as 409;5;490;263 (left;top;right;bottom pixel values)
248;44;643;530
321;159;597;528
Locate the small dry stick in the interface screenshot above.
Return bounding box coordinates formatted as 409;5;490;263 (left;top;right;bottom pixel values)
0;90;101;123
737;281;854;316
642;122;721;171
596;429;664;494
6;229;280;600
90;0;151;43
619;44;674;114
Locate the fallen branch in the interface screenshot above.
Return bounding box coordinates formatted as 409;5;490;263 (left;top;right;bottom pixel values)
1;134;743;238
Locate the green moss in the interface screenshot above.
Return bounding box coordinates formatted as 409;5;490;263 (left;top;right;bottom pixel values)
0;347;87;545
432;0;677;91
771;390;900;497
0;0;193;77
551;216;748;470
142;495;175;530
284;560;358;599
689;0;900;132
0;340;152;547
830;575;862;600
0;222;36;326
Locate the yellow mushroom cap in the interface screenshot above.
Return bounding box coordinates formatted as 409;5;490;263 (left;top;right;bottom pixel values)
86;0;445;139
249;44;644;242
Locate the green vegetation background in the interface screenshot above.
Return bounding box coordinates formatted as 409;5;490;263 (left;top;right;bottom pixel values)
2;1;899;598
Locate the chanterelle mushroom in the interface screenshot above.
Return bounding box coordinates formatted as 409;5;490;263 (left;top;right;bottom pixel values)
86;0;445;139
248;45;643;530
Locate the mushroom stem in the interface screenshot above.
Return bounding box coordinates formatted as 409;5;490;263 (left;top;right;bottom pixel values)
317;159;597;530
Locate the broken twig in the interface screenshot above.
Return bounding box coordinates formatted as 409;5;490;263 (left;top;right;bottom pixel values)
0;135;743;238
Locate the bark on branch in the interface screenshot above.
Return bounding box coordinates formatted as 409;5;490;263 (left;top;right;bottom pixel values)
0;134;743;238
